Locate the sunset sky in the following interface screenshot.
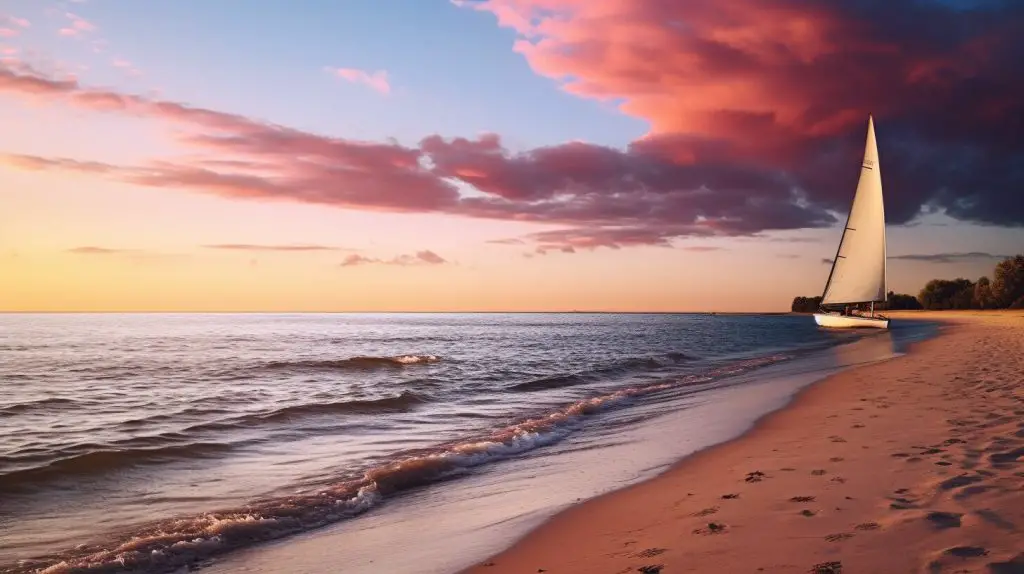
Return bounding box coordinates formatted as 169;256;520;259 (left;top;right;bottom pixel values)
1;0;1021;312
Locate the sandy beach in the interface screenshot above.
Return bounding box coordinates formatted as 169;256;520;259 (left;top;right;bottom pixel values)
466;311;1024;574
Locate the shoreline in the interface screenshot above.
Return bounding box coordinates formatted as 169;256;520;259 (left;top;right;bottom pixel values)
465;310;1024;573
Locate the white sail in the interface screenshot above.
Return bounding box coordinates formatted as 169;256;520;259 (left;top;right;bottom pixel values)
821;116;887;306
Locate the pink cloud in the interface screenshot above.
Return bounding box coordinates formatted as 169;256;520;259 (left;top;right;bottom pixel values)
0;28;17;38
111;57;141;77
324;66;391;94
58;12;95;37
2;16;29;30
2;0;1024;257
340;250;447;267
67;12;95;31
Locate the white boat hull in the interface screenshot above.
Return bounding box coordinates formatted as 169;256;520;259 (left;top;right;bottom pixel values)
813;313;889;329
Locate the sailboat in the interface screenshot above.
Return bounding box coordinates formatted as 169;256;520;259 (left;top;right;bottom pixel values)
814;115;890;329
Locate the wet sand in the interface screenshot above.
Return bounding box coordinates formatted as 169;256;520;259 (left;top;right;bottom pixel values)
466;311;1024;573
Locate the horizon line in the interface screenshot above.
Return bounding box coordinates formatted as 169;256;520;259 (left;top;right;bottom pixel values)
0;310;792;315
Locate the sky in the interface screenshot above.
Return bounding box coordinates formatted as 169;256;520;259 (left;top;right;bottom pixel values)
1;0;1021;312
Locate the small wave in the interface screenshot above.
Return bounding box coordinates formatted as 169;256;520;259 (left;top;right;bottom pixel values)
509;373;588;392
262;354;441;371
508;351;695;393
0;397;77;417
1;392;434;492
224;391;430;426
0;441;235;492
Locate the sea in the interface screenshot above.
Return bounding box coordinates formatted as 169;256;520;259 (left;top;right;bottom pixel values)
0;313;937;573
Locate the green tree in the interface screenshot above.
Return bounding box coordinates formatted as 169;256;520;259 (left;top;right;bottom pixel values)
883;291;923;310
791;296;823;313
991;255;1024;308
918;278;975;310
972;277;995;309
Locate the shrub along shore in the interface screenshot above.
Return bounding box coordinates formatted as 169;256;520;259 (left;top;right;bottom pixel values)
792;254;1024;312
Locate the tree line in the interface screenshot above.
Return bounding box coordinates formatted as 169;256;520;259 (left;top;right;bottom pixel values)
791;254;1024;312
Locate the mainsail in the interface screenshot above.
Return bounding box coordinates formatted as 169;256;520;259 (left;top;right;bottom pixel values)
821;116;887;306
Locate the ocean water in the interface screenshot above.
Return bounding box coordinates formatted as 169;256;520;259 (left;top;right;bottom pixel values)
0;313;936;573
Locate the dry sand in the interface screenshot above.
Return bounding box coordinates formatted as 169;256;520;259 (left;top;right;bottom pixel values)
465;311;1024;574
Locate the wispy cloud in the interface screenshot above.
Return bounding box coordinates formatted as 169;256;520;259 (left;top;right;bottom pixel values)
485;238;526;245
324;66;390;94
682;246;724;252
66;246;184;263
67;246;131;254
111;57;141;77
58;11;95;37
890;252;1012;264
0;16;29;36
340;250;447;267
776;253;801;259
4;16;30;28
203;244;353;252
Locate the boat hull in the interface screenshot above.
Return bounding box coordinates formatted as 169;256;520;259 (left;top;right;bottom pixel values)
813;313;889;329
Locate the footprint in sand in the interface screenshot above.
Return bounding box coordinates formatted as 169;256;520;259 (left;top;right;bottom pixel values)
790;496;816;503
975;509;1016;531
986;552;1024;574
925;511;963;529
953;484;992;500
809;560;842;573
632;548;666;559
721;493;740;500
926;546;991;572
811;469;828;476
889;496;917;510
940;474;984;490
693;507;718;517
824;532;853;542
800;509;816;517
637;565;663;574
692;522;727;535
989;446;1024;465
854;522;880;531
745;471;766;483
829;457;844;462
945;546;988;558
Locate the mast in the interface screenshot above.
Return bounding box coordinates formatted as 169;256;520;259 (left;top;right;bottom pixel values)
820;197;855;305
